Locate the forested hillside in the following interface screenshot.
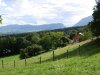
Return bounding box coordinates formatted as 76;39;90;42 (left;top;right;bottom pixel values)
0;26;93;59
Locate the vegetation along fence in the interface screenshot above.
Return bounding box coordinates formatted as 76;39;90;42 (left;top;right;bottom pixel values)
0;45;81;69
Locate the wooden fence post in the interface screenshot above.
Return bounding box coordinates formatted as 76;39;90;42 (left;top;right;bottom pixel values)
79;45;80;56
67;50;68;58
40;56;41;64
14;60;15;68
53;51;55;61
2;60;4;68
91;37;93;41
25;57;27;66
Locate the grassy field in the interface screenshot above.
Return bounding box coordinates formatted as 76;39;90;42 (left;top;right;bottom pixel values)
0;38;100;75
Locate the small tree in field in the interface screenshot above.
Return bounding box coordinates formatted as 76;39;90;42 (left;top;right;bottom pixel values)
20;44;42;59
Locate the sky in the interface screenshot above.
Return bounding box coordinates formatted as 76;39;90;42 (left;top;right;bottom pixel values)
0;0;96;27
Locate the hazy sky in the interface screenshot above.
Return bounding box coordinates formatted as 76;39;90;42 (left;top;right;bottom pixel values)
0;0;96;27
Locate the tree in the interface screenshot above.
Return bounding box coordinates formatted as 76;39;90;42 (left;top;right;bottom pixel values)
20;44;42;59
40;34;52;51
16;37;31;50
81;25;93;41
91;0;100;36
26;34;40;44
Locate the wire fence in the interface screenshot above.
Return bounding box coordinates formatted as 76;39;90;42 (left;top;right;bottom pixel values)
0;45;81;69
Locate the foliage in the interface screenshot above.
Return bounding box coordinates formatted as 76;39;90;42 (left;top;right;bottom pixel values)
81;25;93;41
26;33;40;44
20;48;29;59
0;39;100;75
20;44;42;59
91;1;100;36
39;32;69;50
40;34;52;51
0;26;91;58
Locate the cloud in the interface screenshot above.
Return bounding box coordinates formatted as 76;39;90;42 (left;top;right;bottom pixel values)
0;0;96;27
0;0;7;7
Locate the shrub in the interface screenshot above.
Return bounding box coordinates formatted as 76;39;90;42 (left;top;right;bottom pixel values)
20;49;29;59
20;44;42;59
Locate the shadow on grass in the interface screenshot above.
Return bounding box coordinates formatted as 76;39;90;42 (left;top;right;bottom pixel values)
38;38;100;63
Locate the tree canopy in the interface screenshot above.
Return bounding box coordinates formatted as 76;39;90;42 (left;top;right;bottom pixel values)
91;0;100;36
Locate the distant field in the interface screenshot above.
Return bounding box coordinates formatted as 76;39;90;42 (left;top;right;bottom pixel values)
0;39;100;75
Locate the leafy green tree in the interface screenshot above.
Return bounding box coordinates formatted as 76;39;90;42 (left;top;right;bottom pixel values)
81;25;93;41
60;36;70;47
16;37;31;50
20;48;29;59
40;34;52;51
20;44;42;59
26;33;40;44
91;1;100;36
49;32;65;49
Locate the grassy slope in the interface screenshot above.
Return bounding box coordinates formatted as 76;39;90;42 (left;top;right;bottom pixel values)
0;38;100;75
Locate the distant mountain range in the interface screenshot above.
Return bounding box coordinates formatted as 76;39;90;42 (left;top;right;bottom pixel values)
74;16;93;27
0;16;93;35
0;23;65;34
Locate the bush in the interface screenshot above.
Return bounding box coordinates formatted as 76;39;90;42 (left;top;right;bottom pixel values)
28;44;42;56
20;49;29;59
57;36;70;47
81;27;93;41
20;44;42;59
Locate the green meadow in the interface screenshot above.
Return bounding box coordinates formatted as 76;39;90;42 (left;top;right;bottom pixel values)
0;38;100;75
